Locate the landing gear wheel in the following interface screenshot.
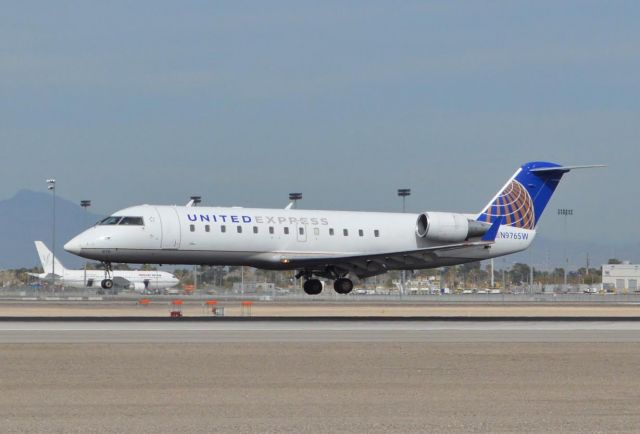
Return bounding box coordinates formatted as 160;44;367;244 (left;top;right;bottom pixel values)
303;279;323;295
334;278;353;294
101;279;114;290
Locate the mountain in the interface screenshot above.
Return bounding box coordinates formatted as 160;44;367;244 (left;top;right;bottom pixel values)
0;190;103;269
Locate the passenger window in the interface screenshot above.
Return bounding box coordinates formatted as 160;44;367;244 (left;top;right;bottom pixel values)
284;227;289;235
314;228;319;236
119;217;144;226
237;226;242;233
269;226;274;234
190;224;195;232
374;229;380;237
253;226;258;234
329;228;334;236
205;225;210;233
343;229;349;236
221;225;226;233
358;229;364;237
299;227;304;235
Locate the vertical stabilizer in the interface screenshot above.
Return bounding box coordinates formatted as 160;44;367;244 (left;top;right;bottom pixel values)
476;161;567;229
34;241;66;275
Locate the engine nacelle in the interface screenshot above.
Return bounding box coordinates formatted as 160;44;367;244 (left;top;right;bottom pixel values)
130;282;146;291
416;212;489;242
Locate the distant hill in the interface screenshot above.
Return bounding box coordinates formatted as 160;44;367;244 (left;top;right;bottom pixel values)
0;190;103;269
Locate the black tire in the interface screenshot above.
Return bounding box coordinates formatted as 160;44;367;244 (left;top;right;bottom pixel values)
101;279;114;290
334;278;354;294
303;279;323;295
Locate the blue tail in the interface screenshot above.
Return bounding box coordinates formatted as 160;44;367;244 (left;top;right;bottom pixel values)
476;161;568;229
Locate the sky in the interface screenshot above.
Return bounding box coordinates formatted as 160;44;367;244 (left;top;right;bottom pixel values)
2;1;639;245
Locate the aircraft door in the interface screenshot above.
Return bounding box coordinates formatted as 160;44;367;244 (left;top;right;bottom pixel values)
296;224;307;242
155;207;181;249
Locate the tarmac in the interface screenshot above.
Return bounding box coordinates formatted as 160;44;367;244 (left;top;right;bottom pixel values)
2;300;640;317
1;319;640;343
1;319;640;432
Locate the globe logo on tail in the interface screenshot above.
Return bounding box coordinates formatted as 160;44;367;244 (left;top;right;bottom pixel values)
482;180;535;230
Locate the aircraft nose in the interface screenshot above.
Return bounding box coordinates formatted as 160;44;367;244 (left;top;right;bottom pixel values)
64;237;82;255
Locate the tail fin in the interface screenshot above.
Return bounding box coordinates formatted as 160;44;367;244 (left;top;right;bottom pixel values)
476;162;603;229
34;241;66;275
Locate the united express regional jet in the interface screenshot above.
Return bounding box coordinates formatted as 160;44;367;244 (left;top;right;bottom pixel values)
64;161;600;295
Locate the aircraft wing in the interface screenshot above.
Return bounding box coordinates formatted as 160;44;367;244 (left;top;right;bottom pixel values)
286;240;495;279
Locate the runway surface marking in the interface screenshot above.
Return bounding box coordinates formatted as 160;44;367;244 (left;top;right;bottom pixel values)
0;320;639;343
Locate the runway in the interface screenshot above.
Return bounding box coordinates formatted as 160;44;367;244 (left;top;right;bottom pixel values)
1;320;640;343
2;319;640;432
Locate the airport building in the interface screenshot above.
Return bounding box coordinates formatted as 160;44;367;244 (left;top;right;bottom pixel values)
602;263;640;292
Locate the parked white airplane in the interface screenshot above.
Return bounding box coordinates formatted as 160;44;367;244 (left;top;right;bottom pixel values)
64;161;601;294
31;241;179;291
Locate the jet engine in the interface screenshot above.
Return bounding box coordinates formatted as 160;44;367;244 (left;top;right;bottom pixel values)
130;282;147;291
415;212;490;242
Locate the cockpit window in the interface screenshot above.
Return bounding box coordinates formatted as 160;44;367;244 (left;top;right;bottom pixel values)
99;216;122;225
119;217;144;226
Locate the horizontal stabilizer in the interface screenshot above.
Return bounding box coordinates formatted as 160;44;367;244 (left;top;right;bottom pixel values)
529;164;605;173
41;273;62;280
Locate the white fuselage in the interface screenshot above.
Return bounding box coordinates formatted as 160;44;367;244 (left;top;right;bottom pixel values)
64;205;535;271
34;269;179;290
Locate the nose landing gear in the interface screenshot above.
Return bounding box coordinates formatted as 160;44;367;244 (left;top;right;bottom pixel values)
100;261;114;290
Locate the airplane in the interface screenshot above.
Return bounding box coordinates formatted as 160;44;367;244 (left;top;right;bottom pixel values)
31;241;180;291
64;161;602;295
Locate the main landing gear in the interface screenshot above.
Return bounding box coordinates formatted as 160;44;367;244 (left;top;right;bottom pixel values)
298;269;354;295
333;278;353;295
303;279;323;295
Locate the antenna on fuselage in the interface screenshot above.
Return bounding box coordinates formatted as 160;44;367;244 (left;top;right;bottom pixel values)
186;196;202;207
287;192;302;209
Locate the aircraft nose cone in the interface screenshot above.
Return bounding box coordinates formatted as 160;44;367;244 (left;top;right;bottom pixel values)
64;237;82;255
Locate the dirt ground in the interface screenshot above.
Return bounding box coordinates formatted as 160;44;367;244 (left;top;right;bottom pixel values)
1;301;640;317
0;342;639;433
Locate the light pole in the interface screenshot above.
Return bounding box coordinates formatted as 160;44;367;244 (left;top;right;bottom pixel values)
397;189;411;296
46;179;56;289
288;193;302;291
80;200;91;287
289;193;302;209
80;200;91;226
397;189;411;213
190;196;201;292
558;208;573;290
490;258;495;288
